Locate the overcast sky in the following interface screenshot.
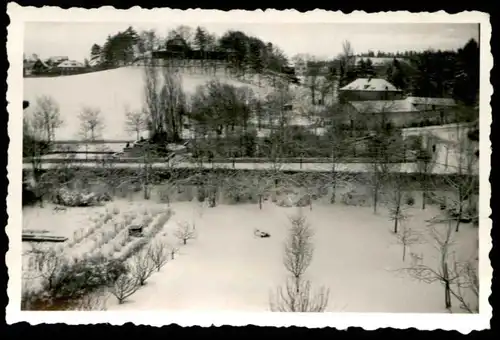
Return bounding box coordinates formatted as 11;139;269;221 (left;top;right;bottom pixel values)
24;22;479;62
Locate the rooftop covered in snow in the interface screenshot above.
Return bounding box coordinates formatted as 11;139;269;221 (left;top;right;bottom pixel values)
339;78;402;92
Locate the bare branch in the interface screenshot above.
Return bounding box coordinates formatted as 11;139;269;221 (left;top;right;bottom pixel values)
109;272;139;304
147;239;170;271
174;221;197;245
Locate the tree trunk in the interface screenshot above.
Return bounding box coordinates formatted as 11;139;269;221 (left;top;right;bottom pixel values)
394;205;400;233
259;195;262;210
402;244;406;262
445;280;451;309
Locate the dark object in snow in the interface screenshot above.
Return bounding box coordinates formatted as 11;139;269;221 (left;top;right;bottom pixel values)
406;196;415;206
128;225;143;237
254;229;271;238
22;234;68;243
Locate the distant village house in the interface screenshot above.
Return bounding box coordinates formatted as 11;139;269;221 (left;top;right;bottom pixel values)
56;60;85;73
338;78;404;102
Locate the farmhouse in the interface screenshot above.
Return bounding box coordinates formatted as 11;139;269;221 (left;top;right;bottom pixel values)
338;78;404;102
56;60;85;72
47;56;69;66
28;59;51;75
344;99;421;130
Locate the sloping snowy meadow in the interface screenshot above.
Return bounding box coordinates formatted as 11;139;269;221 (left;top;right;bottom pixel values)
23;67;274;141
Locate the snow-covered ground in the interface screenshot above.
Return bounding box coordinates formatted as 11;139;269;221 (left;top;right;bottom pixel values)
22;197;478;313
23;67;273;141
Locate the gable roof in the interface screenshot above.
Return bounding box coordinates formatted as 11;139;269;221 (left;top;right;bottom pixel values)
33;59;50;69
340;78;401;92
405;96;457;107
48;56;69;62
349;99;419;113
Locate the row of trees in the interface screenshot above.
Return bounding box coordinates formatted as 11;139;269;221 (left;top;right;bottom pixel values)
297;38;479;107
89;25;290;76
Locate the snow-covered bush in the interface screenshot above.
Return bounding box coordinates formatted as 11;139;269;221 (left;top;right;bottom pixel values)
295;194;311;208
52;187;107;207
341;190;370;207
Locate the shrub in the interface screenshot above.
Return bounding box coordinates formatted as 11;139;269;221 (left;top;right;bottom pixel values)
36;254;127;304
405;195;415;206
52;187;101;207
341;190;370;207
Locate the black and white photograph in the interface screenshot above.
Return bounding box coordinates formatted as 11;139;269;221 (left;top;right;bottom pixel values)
6;4;492;332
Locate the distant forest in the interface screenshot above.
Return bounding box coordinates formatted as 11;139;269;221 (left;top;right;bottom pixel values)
88;26;479;107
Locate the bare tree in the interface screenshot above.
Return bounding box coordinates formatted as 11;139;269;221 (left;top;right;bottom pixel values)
170;245;180;260
449;259;479;313
23;115;48;186
175;221;197;245
270;214;330;312
413;135;434;210
37;249;65;292
125;107;148;140
142;59;187;142
70;290;109;311
79;106;104;141
109;272;139;304
270;277;330;312
387;173;408;233
251;174;273;210
148;240;170;271
32;95;63;144
131;251;156;286
399;220;459;310
394;223;421;262
78;106;104;159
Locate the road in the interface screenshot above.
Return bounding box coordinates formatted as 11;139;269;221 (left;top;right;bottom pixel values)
22;157;467;175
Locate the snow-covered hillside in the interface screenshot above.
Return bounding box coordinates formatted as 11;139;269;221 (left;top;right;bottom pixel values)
23;66;275;141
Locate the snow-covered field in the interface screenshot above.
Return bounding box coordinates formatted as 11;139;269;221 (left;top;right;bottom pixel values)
22;196;479;313
23;67;274;141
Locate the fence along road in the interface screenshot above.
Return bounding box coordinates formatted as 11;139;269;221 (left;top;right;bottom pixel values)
22;157;472;175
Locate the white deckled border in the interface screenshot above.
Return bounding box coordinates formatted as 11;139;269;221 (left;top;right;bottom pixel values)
6;3;493;333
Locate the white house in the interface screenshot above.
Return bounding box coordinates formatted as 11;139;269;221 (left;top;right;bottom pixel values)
345;99;421;128
401;122;478;175
57;60;85;70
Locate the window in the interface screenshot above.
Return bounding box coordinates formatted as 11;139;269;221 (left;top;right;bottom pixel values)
432;145;436;153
